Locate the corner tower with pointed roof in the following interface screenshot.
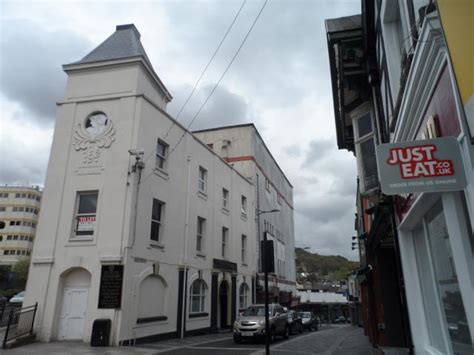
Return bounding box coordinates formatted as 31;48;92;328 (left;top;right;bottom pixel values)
22;24;257;347
63;24;172;109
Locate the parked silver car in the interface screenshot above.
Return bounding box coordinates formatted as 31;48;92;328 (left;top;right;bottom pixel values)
233;304;289;343
300;311;319;331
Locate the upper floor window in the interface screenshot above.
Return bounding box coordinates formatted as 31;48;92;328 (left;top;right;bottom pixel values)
277;193;282;205
74;191;98;237
265;178;270;192
241;234;247;264
155;139;168;170
150;199;164;242
222;227;228;258
198;166;207;193
0;207;5;212
352;105;378;192
222;188;229;210
241;195;247;214
0;193;8;198
197;217;205;253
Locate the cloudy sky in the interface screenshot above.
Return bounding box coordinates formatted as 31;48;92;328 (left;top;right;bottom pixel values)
0;0;360;260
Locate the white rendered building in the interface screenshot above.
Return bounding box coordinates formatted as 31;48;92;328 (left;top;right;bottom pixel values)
193;125;296;305
23;24;266;345
0;185;42;265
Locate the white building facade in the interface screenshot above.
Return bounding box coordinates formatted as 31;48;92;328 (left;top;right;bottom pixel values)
23;24;266;345
0;185;42;265
193;125;297;306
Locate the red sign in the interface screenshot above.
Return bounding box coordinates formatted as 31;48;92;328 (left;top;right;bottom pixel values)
77;216;96;231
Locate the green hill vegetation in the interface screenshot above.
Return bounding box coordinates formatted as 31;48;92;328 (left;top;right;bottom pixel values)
295;247;359;282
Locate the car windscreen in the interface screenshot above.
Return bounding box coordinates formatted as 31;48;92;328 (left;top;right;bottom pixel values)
242;306;269;316
301;312;311;318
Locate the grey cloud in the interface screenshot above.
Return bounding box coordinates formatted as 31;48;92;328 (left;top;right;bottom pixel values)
295;208;357;260
284;144;301;158
303;138;335;166
296;194;355;224
0;20;91;123
167;84;253;130
160;1;360;109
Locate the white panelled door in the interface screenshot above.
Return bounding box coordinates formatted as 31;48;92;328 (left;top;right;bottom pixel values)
58;287;88;340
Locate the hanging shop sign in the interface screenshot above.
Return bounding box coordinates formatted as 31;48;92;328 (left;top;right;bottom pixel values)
376;137;467;195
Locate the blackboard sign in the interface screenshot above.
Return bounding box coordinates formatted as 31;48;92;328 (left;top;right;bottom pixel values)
98;265;124;309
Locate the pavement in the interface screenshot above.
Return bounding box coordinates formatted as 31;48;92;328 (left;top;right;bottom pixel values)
1;324;382;355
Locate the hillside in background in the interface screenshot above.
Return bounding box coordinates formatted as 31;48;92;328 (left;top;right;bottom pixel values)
295;247;359;282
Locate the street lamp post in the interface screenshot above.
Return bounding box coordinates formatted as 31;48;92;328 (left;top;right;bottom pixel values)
256;173;280;355
256;211;279;354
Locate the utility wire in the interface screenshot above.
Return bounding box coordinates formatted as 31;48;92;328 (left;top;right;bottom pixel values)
163;0;248;139
168;0;269;157
141;0;269;186
140;0;248;168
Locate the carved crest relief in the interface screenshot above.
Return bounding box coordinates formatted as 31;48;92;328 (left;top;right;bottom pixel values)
73;112;116;165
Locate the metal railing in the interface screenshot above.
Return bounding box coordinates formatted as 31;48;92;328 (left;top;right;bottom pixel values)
2;303;37;349
0;303;22;327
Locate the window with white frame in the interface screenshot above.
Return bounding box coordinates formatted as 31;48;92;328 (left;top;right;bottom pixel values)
198;166;207;193
150;199;164;242
222;188;229;210
241;234;247;264
155;139;168;170
189;279;207;314
241;195;247;214
352;106;378;192
197;217;205;253
239;283;250;310
412;200;473;353
73;191;98;237
222;227;228;258
265;178;270;192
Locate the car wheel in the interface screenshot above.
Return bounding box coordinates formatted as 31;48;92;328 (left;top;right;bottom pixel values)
283;325;289;340
299;324;303;334
233;335;241;344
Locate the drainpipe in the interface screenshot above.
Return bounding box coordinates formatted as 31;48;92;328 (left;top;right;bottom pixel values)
125;152;144;346
181;155;192;338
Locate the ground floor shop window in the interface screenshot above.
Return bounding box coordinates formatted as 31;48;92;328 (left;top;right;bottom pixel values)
239;283;249;310
413;200;473;354
189;279;207;314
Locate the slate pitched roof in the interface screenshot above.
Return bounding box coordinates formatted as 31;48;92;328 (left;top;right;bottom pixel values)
72;24;153;67
325;15;361;33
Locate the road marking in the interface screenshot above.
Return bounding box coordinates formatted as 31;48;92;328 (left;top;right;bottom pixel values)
249;327;341;355
191;346;262;351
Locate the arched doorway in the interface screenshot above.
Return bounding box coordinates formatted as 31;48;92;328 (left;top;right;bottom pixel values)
219;281;229;328
57;268;91;340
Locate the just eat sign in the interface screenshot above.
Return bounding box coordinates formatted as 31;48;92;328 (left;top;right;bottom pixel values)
376;137;467;195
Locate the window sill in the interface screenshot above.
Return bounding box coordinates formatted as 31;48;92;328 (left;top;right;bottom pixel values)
136;315;168;324
68;236;94;243
149;240;165;250
197;191;208;201
153;167;169;181
189;312;209;319
241;262;248;267
222;207;230;215
195;252;206;259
